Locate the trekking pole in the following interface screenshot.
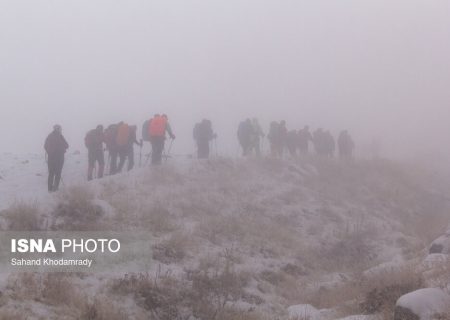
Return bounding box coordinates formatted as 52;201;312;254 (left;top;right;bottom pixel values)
163;139;174;163
214;137;218;157
167;139;174;155
261;137;265;156
105;149;110;175
139;139;143;167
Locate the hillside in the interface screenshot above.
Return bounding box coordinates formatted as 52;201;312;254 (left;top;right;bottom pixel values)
0;153;449;319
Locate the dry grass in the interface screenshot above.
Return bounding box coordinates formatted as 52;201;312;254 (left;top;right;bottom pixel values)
109;253;252;320
51;185;104;231
152;231;195;264
140;203;180;235
354;265;422;318
6;273;82;307
1;201;43;231
80;296;131;320
0;309;28;320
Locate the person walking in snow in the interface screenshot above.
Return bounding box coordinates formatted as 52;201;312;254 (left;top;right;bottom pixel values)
237;119;253;156
338;130;355;159
324;130;336;158
44;124;69;192
193;119;216;159
117;125;142;171
298;126;313;155
85;125;105;181
249;118;264;156
149;114;176;165
104;122;120;175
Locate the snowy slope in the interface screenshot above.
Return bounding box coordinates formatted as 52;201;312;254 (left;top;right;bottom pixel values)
0;153;449;319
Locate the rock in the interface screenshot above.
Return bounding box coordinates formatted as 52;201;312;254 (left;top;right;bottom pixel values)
395;288;450;320
288;304;322;320
394;306;420;320
337;315;378;320
429;243;443;254
429;231;450;254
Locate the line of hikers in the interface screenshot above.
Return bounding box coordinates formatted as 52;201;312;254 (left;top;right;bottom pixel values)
237;118;355;159
44;114;175;192
44;116;354;192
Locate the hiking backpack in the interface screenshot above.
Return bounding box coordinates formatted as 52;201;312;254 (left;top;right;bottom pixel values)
104;124;118;148
149;116;167;137
84;130;96;148
116;123;130;146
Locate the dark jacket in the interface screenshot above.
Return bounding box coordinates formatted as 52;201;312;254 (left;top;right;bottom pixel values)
85;129;104;151
194;120;214;143
45;131;69;158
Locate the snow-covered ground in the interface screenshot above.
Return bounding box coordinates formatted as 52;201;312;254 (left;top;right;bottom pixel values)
0;152;449;319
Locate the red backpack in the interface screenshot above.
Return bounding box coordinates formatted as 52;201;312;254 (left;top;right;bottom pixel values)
149;116;167;137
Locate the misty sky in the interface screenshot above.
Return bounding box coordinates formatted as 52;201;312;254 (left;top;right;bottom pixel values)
1;1;449;160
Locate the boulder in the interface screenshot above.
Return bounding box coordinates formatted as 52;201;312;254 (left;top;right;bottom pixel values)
395;288;450;320
429;231;450;254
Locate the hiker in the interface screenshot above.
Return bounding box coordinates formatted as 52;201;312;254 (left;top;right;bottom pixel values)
286;130;298;156
338;130;355;159
249;118;264;156
44;124;69;192
193;119;216;159
118;125;142;172
313;128;326;156
267;120;287;157
298;126;313;155
237;119;253;156
104;123;120;175
84;125;105;181
276;120;288;157
324;131;336;158
267;121;280;156
149;114;175;165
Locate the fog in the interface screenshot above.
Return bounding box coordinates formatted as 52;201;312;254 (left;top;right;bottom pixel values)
1;0;449;163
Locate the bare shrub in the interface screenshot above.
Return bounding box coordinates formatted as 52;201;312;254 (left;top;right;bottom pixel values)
215;309;267;320
110;254;251;320
7;273;83;308
1;201;43;231
80;296;130;320
141;203;179;236
41;273;81;307
7;272;41;301
152;232;194;264
409;209;450;245
188;258;249;320
323;221;377;271
142;165;185;187
51;185;104;230
110;272;187;320
196;214;246;246
359;266;423;317
0;309;27;320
